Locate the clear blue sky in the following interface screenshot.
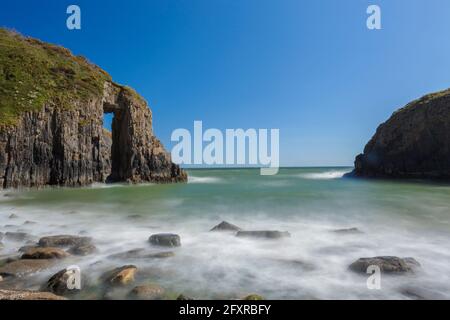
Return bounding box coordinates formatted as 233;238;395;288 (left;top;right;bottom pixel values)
1;0;450;166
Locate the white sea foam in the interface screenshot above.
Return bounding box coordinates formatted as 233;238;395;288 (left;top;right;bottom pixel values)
188;176;222;184
297;170;351;180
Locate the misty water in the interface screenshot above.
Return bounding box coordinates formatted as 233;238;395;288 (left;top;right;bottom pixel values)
1;168;450;299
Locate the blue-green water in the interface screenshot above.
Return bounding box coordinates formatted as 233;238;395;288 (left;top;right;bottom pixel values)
1;168;450;299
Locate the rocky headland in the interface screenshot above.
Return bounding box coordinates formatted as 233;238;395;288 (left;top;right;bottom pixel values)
0;28;186;189
347;89;450;180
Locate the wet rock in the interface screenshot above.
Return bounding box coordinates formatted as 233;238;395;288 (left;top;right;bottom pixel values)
146;251;175;259
332;228;363;234
0;289;66;300
38;235;92;248
128;284;165;300
272;259;315;271
149;233;181;247
46;268;81;296
349;256;420;274
101;265;137;286
210;221;242;232
243;294;264;300
23;221;37;225
8;214;18;219
68;244;97;256
18;245;38;253
5;232;31;242
21;247;69;260
0;259;54;278
236;231;291;239
177;294;194;300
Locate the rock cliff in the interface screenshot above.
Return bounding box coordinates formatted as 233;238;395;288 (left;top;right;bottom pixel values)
0;28;186;189
348;89;450;179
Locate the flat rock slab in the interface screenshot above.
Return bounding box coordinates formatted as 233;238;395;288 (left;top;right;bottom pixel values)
38;235;92;248
236;231;291;239
101;265;137;286
210;221;242;232
0;259;54;277
149;234;181;247
349;256;420;274
0;289;66;300
21;247;69;260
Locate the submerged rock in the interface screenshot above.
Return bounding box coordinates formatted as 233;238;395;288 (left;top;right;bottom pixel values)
149;234;181;247
349;256;420;274
236;230;291;239
128;284;165;300
0;259;54;277
243;294;264;300
21;247;69;260
210;221;242;232
68;244;97;256
38;235;92;248
5;232;31;242
347;88;450;179
0;289;66;300
8;214;18;219
0;232;3;241
332;228;363;234
101;265;137;286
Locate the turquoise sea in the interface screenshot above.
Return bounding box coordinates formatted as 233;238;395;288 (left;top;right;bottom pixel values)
1;168;450;299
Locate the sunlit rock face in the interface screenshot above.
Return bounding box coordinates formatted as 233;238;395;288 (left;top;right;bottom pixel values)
348;89;450;180
0;29;186;189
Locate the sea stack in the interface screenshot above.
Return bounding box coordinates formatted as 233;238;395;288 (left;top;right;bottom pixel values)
0;29;186;189
347;89;450;180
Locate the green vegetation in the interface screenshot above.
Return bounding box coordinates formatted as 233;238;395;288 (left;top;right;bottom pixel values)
0;28;112;127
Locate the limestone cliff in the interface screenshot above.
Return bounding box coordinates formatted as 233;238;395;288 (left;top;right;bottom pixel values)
0;28;186;189
348;89;450;180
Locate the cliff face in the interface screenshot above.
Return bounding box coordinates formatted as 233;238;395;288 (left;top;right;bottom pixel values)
0;29;186;189
349;89;450;180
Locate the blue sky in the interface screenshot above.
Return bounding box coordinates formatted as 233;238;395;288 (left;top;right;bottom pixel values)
1;0;450;166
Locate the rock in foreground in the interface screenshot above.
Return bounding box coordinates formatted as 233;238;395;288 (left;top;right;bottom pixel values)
149;234;181;247
348;89;450;179
101;265;137;286
128;284;165;300
349;256;420;274
0;289;66;300
236;231;291;239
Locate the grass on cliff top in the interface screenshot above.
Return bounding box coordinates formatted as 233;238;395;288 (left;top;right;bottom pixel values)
0;28;113;128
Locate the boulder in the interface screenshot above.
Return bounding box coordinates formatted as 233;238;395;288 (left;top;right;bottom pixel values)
149;234;181;247
236;231;291;239
128;284;165;300
101;265;137;286
349;256;420;274
0;289;66;300
46;268;81;296
38;235;92;248
67;244;97;256
0;259;54;277
210;221;242;232
21;247;69;260
18;245;38;253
